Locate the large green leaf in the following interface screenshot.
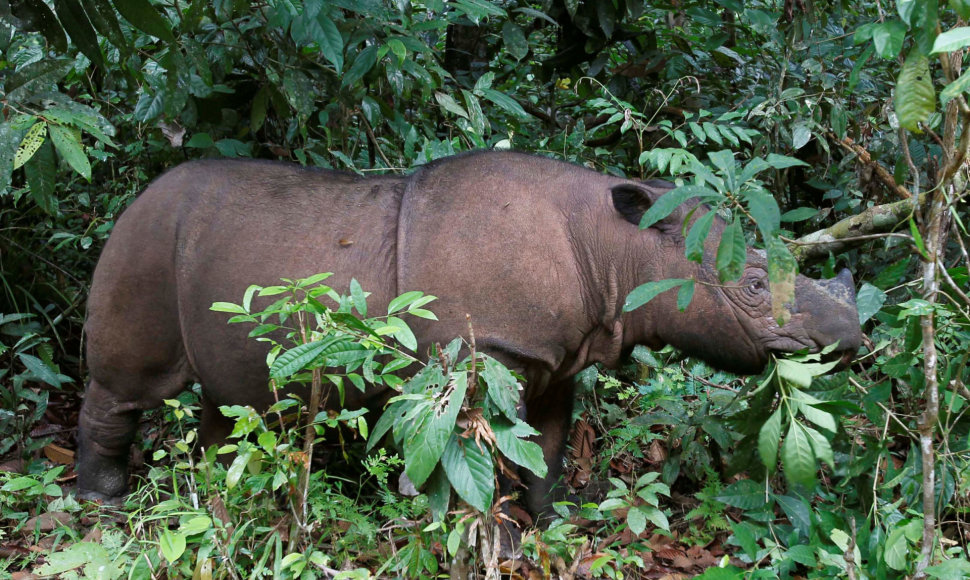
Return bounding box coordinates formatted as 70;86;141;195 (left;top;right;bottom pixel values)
24;140;57;214
502;21;529;60
14;121;46;170
54;0;104;66
639;184;719;230
342;44;378;88
895;51;935;133
48;124;91;180
767;236;797;326
871;20;906;59
933;26;970;53
855;283;887;324
441;432;494;512
781;421;816;487
403;373;467;487
10;0;68;52
315;12;344;72
268;336;343;379
481;355;519;420
4;58;73;103
86;0;127;50
744;189;781;237
714;478;764;509
715;219;746;282
685;210;715;263
492;419;545;477
114;0;176;43
479;88;529;118
758;407;783;470
623;278;690;312
951;0;970;20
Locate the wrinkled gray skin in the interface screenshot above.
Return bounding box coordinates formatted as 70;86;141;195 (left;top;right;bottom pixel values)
78;151;862;512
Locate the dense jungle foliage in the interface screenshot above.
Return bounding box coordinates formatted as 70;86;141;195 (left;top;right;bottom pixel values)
1;0;970;578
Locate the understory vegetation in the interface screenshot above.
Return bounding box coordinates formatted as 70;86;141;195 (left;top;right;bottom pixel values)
2;0;970;578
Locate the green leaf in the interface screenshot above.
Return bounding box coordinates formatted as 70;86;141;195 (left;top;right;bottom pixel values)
909;216;929;258
872;20;906;58
4;58;73;103
114;0;176;43
269;336;342;379
426;465;451;521
492;419;546;477
951;0;970;20
777;359;813;388
385;316;417;351
639;184;719;230
86;0;127;50
316;12;344;72
48;124;91;181
404;373;467;487
849;45;875;91
133;88;166;123
791;123;812;149
14;121;46;170
715;478;764;509
715;219;746;282
925;558;970;578
482;355;519;420
765;153;809;169
758;407;783;470
434;92;469;118
480;88;529;118
349;278;367;316
388;290;424;314
801;423;834;468
940;66;970;105
676;279;695;312
441;433;494;512
53;0;104;66
25;140;57;214
623;278;690;312
781;421;816;487
342;44;378;88
856;283;887;324
19;353;67;388
159;529;187;563
685;210;715;263
707;149;736;188
884;525;911;570
502;21;529;60
10;0;68;52
767;236;797;326
932;26;970;54
895;51;935;133
36;543;118;577
210;301;247;314
744;190;781;237
627;506;647;536
781;207;817;222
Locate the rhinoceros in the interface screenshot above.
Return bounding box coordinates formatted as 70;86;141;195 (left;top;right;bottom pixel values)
77;151;862;511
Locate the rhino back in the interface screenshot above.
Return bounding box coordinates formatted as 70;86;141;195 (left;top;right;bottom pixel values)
397;152;612;385
87;159;405;410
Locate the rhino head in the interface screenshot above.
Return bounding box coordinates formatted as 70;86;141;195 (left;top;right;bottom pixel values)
610;181;863;375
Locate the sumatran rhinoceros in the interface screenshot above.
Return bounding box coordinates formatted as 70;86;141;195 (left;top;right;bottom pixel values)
78;151;862;511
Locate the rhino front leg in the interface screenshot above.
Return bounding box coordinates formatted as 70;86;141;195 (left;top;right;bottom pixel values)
76;379;141;502
522;378;576;519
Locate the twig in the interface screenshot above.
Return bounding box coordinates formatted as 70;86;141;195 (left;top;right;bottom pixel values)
827;132;912;199
360;114;393;169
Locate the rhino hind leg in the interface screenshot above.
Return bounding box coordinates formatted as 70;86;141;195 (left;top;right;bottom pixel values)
198;393;234;451
522;379;576;518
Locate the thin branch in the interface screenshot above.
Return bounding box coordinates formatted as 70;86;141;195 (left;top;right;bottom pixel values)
827;132;912;199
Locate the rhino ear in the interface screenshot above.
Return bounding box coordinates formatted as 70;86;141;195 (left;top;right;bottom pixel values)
611;183;655;226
